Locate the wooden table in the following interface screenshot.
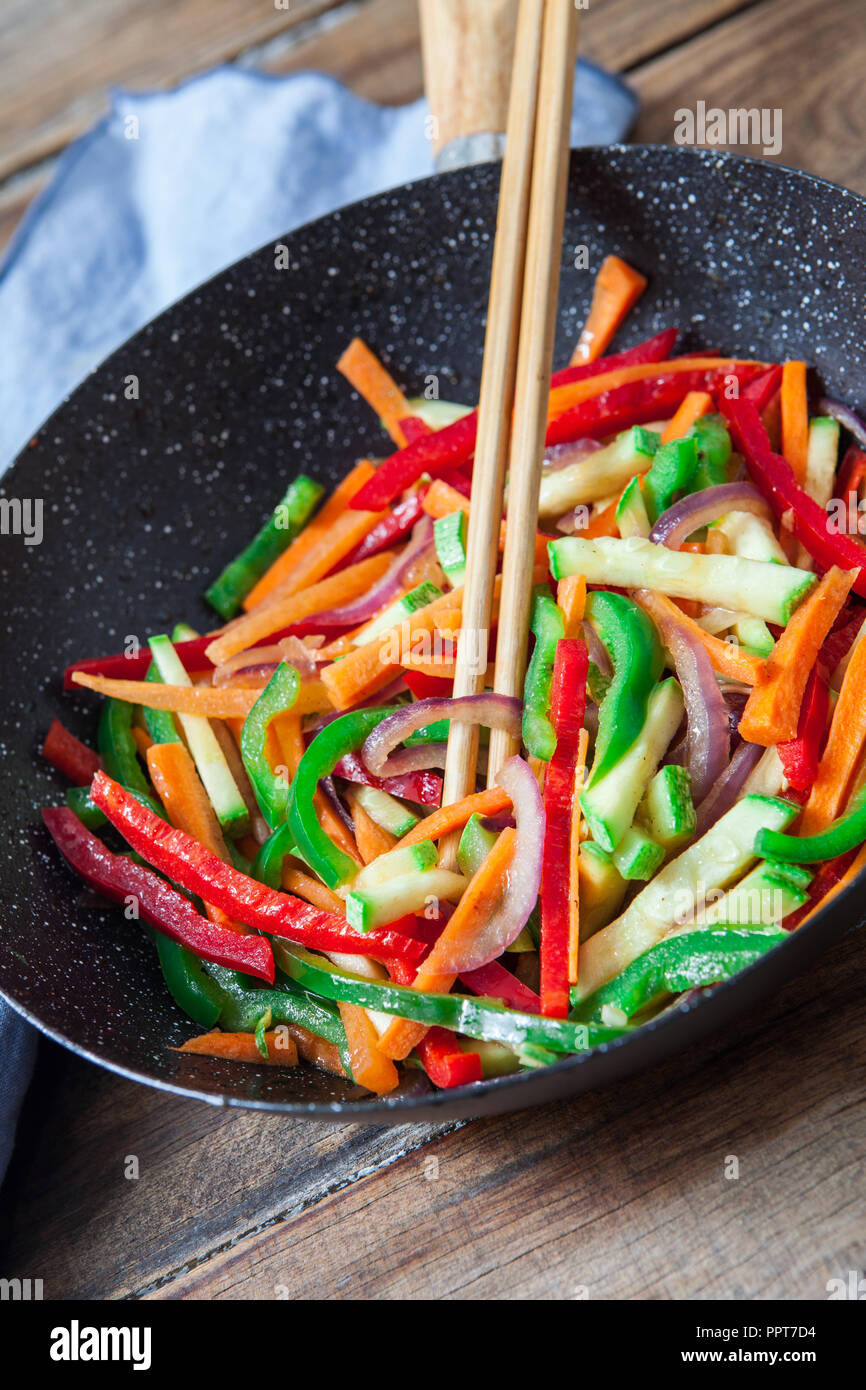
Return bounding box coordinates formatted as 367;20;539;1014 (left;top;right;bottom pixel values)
1;0;865;1301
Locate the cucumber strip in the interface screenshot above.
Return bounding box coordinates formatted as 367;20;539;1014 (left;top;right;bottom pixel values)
143;661;181;746
637;764;696;851
612;826;665;881
690;861;810;926
346;867;466;933
549;536;815;624
353;840;438;890
457;812;498;878
578;842;627;940
804;417;840;509
574;794;799;998
148;635;249;835
406;397;473;430
434;510;468;588
713;510;788;564
734;615;775;657
277;946;625;1053
204;475;323;620
742;745;787;797
581;678;684;853
538;426;660;518
354;580;443;647
615;475;651;539
351;784;419;838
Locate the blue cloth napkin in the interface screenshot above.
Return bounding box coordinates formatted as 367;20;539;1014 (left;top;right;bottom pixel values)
0;60;636;1183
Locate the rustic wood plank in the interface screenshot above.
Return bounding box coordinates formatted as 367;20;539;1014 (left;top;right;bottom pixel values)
0;0;355;182
145;929;866;1300
631;0;866;194
0;1047;460;1299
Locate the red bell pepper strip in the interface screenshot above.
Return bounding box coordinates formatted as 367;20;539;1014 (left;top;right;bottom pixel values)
460;959;542;1013
42;806;276;982
820;610;866;675
545;363;764;448
784;845;859;928
720;395;866;598
42;719;102;785
397;415;433;444
777;667;829;792
415;1027;482;1087
403;670;454;701
348;330;679;512
742;363;783;413
64;634;215;690
539;639;588;1017
332;750;442;806
88;772;425;963
338;492;428;570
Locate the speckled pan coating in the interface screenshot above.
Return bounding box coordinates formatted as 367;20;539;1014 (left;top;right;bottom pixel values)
1;146;864;1120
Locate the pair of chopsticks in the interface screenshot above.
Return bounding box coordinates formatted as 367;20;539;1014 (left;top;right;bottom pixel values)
440;0;579;853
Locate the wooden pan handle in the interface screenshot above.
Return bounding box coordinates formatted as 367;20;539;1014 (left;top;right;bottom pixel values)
419;0;519;164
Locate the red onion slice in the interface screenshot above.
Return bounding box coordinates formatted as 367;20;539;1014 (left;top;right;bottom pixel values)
304;516;434;630
649;482;770;549
543;438;603;472
817;397;866;451
432;755;544;974
361;693;522;777
638;590;730;804
694;740;763;835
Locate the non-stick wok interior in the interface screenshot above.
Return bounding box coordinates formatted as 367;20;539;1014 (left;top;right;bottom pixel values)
1;145;864;1120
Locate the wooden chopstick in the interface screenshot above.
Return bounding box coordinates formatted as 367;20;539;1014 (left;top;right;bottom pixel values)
438;0;546;867
486;0;579;782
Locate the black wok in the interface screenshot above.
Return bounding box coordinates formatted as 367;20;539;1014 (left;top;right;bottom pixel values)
1;144;865;1120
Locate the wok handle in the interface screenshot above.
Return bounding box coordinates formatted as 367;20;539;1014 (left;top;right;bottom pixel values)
419;0;518;169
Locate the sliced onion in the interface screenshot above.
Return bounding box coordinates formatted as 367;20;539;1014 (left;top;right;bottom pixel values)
432;755;544;974
543;439;603;472
694;740;763;835
304;516;434;630
817;397;866;451
319;776;354;833
371;742;449;776
638;589;730;803
649;482;769;549
362;693;522;777
582;620;612;681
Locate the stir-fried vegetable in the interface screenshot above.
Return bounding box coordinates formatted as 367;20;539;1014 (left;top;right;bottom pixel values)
41;256;866;1094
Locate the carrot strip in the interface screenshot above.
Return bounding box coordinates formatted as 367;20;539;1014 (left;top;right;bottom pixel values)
781;360;809;484
634;590;766;686
557;574;586;638
338;1002;399;1093
243;460;376;610
395;786;511;849
582;497;620;538
570;256;648;366
177;1030;299;1065
738;567;856;746
422;480;550;566
257;502;389;609
207;551;394;665
800;628;866;834
131;726;153;757
272;711;305;780
661;390;713;443
337;338;414;447
281;868;345;915
377;828;516;1060
72;673;332;719
548;357;760;423
147;741;250;937
345;787;398;863
568;728;589;983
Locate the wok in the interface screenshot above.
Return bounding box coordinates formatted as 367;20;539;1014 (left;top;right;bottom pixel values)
1;37;865;1123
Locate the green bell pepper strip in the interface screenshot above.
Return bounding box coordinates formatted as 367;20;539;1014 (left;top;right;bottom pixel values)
689;414;732;492
642;437;699;523
205;962;353;1076
570;926;787;1023
98;698;151;794
252;821;295;889
286;707;398;889
240;662;300;830
144;661;181;746
204;474;324;620
277;944;627;1053
522;586;565;761
755;784;866;863
144;926;226;1029
583;591;664;785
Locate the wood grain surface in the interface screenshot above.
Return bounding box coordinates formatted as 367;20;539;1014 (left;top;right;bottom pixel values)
1;0;865;1302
